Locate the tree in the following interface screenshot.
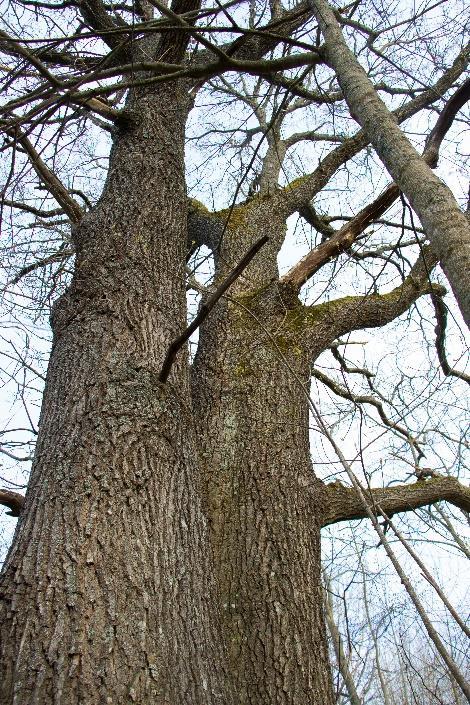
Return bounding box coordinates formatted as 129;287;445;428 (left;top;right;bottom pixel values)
0;1;469;703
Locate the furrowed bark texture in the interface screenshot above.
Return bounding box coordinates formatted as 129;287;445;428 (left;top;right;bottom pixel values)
0;168;448;703
192;290;335;705
189;202;380;704
0;82;233;705
1;16;467;705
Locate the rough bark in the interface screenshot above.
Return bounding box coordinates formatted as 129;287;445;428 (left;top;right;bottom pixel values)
192;291;335;705
187;200;444;704
2;98;463;704
1;6;469;704
0;81;233;705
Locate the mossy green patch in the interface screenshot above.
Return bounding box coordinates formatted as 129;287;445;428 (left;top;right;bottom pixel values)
188;197;212;214
284;174;310;192
219;204;250;230
233;360;254;378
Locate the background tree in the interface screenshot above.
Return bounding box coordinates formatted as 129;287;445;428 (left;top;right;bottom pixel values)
0;1;469;704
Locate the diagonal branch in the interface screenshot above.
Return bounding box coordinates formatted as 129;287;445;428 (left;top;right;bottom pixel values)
159;235;269;382
308;0;470;327
425;77;470;167
152;0;202;64
315;415;470;703
312;368;412;442
5;249;74;289
323;571;363;705
78;0;129;51
7;130;83;224
281;77;470;290
0;29;61;86
282;184;398;289
321;476;470;528
200;1;312;65
276;44;469;219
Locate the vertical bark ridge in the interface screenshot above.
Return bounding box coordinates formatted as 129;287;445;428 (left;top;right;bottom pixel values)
0;83;232;705
192;296;335;705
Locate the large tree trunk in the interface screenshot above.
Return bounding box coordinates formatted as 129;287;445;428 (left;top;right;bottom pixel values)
0;84;337;705
0;83;232;705
192;209;335;704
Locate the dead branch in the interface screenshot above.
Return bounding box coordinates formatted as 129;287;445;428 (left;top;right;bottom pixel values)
159;235;269;383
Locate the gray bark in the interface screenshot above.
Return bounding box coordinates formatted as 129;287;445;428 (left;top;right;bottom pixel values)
0;82;233;705
309;0;470;328
192;293;334;705
1;8;468;703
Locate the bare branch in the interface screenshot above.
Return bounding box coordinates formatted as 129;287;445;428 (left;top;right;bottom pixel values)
323;571;363;705
322;476;470;528
78;0;129;51
6;130;83;223
432;293;470;385
277;44;469;218
281;184;398;289
424;77;470;167
310;396;470;702
305;246;442;342
383;514;470;640
312;368;412;442
282;77;470;290
309;0;470;327
159;235;269;382
5;249;74;289
1;199;64;218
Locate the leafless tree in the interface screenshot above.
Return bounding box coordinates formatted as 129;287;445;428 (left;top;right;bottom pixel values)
0;1;469;703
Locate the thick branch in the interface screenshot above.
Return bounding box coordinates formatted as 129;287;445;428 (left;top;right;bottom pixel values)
0;29;60;86
425;77;470;167
281;75;470;290
210;1;311;64
281;71;470;289
321;476;470;527
79;0;129;50
152;0;202;64
0;489;25;517
303;246;442;345
1;199;64;218
187;199;225;252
